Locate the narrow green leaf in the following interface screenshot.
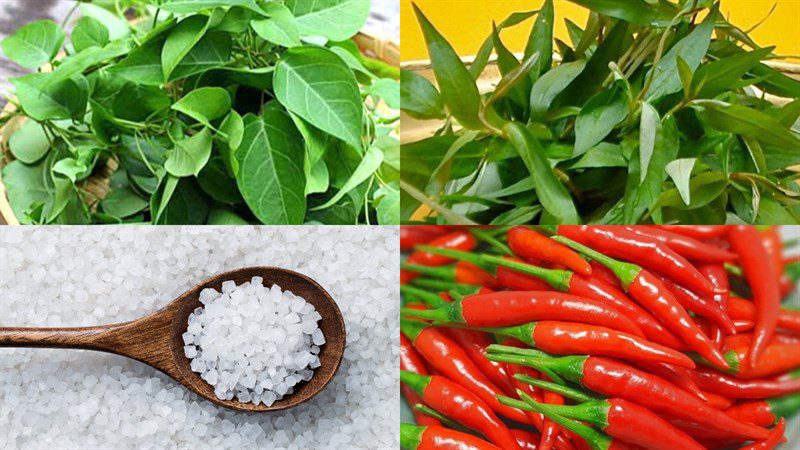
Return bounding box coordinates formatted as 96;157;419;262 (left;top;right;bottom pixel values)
665;158;696;205
693;100;800;149
574;88;628;156
413;4;483;130
523;0;554;81
400;69;445;120
468;10;538;79
692;47;773;99
639;102;659;182
529;60;586;121
566;0;681;26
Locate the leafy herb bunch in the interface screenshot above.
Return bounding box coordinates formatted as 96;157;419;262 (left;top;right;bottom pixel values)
1;0;400;225
401;0;800;225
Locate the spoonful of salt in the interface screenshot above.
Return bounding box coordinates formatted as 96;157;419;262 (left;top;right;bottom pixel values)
0;267;346;412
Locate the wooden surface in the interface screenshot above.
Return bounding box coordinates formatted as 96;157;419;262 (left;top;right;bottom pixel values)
0;267;346;413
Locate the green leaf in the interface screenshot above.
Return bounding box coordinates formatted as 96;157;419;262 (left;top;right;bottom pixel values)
171;87;231;127
169;32;232;82
523;0;553;81
162;15;210;81
71;16;109;53
313;145;383;211
676;56;693;97
400;69;445;120
101;187;148;218
79;3;130;40
503;122;580;223
692;47;773;99
9;120;50;164
1;19;65;69
468;9;538;79
51;146;101;182
274;46;363;150
573;88;628;156
566;0;681;26
374;185;400;225
369;78;400;109
160;0;267;15
165;128;213;177
251;3;301;48
656;171;728;210
413;4;483;130
288;113;330;195
665;158;697;205
197;156;243;204
11;73;88;121
235;106;306;224
110;35;166;85
639;102;659;182
285;0;370;41
155;178;210;225
47;40;131;87
1;159;50;223
490;206;542;225
214;6;255;34
569;143;627;169
219;110;244;151
207;207;249;224
694;100;800;150
529;60;586;121
645;5;716;101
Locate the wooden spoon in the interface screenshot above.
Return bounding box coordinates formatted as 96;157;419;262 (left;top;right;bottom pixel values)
0;267;346;412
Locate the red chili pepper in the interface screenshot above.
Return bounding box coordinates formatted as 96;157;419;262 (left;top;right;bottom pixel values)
466;320;695;367
488;351;771;441
690;366;800;399
634;361;709;401
740;418;786;450
401;334;441;427
588;261;622;289
401;226;451;251
725;343;800;379
657;275;737;335
728;297;800;332
508;226;592;276
445;328;516;396
728;226;782;368
555;236;731;369
556;226;720;296
402;291;643;337
401;231;477;284
723;333;800;351
401;320;530;424
699;264;730;348
400;372;520;449
627;226;737;263
725;393;800;427
511;429;543;450
760;226;793;297
400;423;500;450
656;225;730;239
700;390;734;410
496;264;554;290
401;261;500;288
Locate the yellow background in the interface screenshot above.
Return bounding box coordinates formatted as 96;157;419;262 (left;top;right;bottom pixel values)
400;0;800;61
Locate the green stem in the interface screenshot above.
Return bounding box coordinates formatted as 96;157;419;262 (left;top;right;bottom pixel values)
480;254;572;291
515;391;613;450
400;423;424;450
401;319;429;342
402;263;457;281
411;278;481;295
470;228;513;256
412;404;462;430
551;236;641;289
400;370;432;397
767;393;800;424
400;285;447;308
414;246;494;271
512;374;597;402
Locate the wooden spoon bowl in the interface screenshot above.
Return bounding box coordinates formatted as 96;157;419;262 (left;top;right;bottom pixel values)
0;267;346;412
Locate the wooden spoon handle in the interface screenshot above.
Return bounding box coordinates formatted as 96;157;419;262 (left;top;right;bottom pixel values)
0;324;128;352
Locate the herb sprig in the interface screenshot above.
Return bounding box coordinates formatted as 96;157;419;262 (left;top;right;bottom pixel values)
401;0;800;225
1;0;399;225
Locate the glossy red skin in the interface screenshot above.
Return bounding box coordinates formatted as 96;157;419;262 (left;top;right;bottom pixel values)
691;366;800;399
740;418;786;450
604;398;704;450
532;321;695;367
580;357;770;440
508;226;592;276
633;361;707;401
626;226;737;263
658;276;736;334
419;425;501;450
421;377;518;449
459;291;642;336
701;391;734;410
558;226;718;295
496;265;553;291
728;297;800;332
401;226;450;251
699;264;730;348
568;275;684;349
657;225;729;239
511;430;541;450
454;261;499;288
401;231;477;283
728;226;781;368
413;327;530;424
725;401;775;427
729;343;800;379
401;334;441;427
628;271;730;369
445;328;516;396
589;261;622;289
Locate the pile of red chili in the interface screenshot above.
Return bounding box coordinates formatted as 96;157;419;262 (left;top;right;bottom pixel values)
400;225;800;450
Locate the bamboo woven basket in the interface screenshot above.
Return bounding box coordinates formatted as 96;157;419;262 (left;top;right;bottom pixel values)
0;32;399;225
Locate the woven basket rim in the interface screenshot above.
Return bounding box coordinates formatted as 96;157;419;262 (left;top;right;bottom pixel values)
0;31;398;225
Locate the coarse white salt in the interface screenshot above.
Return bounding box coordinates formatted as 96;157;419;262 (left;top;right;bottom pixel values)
186;280;323;406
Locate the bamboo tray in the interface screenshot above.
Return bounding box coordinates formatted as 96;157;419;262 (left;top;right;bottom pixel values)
0;32;399;225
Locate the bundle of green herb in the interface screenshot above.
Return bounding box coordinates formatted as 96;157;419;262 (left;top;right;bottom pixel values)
0;0;399;225
401;0;800;225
